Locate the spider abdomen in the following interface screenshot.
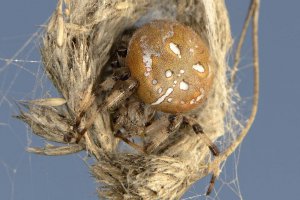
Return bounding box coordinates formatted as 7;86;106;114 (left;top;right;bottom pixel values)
126;20;213;113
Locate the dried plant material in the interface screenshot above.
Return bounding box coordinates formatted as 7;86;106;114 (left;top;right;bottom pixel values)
115;2;133;10
17;0;260;199
27;143;83;156
21;98;67;107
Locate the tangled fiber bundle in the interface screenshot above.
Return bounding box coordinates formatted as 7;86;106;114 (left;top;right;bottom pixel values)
18;0;260;199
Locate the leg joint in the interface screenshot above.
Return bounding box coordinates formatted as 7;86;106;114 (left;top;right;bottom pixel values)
192;124;204;134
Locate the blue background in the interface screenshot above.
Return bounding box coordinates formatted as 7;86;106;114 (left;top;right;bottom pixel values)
1;1;300;199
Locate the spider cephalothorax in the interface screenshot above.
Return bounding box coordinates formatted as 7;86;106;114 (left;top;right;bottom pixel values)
74;20;219;195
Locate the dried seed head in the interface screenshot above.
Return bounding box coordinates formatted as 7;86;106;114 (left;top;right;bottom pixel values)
126;20;213;113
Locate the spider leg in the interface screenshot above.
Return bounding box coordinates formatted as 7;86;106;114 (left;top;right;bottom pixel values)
144;114;183;153
117;48;127;58
75;77;138;143
111;48;127;69
167;114;183;132
183;116;220;195
206;174;217;196
112;102;155;154
190;123;220;156
114;130;145;154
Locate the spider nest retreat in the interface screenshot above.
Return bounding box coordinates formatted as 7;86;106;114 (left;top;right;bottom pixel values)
73;20;220;195
17;0;260;199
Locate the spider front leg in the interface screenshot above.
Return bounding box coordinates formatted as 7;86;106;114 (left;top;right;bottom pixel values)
74;77;138;143
183;116;220;195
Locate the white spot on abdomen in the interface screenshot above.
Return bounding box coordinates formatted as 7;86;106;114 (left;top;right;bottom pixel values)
162;31;174;43
190;99;196;104
152;87;174;105
165;70;173;78
144;72;150;77
179;81;189;91
140;36;160;78
143;54;152;68
169;43;181;58
158;87;163;94
167;98;173;103
192;63;205;73
172;80;177;87
196;88;205;101
152;79;158;85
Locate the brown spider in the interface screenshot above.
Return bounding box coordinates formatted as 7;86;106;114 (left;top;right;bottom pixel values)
73;20;220;195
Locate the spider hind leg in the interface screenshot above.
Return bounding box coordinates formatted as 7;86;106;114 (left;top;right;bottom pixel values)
191;123;220;156
183;116;220;195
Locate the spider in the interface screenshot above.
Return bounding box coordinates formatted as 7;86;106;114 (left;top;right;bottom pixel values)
72;20;220;195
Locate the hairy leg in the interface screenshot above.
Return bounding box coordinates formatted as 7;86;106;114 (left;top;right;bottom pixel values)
75;77;138;143
183;116;220;195
144;114;183;153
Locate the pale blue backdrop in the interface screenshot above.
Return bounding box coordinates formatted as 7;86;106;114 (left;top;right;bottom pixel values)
1;1;299;199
